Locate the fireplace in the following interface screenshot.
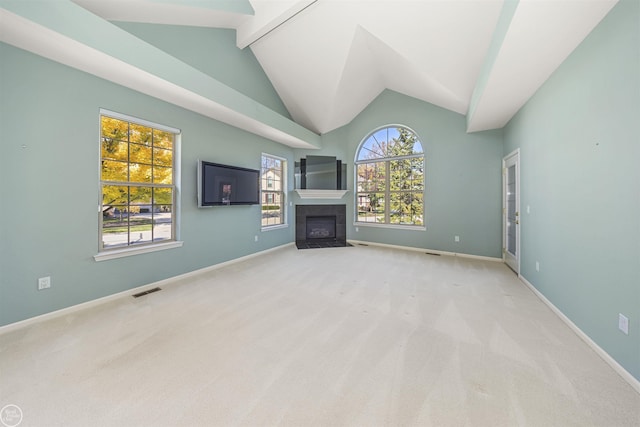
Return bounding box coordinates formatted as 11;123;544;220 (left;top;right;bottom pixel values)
306;216;336;240
296;204;349;249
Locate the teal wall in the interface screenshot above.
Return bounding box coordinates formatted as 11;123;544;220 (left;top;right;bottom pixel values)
503;0;639;380
295;90;504;259
2;0;636;385
0;42;294;326
113;22;291;118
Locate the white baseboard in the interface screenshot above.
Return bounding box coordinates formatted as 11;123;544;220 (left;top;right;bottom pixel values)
0;243;294;335
519;274;640;395
347;239;503;262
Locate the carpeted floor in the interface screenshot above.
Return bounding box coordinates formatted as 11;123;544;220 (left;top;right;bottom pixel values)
1;244;638;426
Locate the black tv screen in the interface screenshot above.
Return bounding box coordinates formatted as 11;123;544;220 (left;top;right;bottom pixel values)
198;160;260;206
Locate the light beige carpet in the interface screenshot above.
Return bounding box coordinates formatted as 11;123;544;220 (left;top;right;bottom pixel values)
1;244;639;426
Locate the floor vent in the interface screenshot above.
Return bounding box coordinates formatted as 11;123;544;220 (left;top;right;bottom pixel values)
425;252;441;256
132;287;162;298
358;243;369;246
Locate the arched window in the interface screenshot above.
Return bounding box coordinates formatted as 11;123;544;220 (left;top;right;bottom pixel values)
355;125;424;227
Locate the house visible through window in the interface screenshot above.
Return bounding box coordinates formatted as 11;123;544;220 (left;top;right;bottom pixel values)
355;125;424;227
99;112;178;251
261;154;286;227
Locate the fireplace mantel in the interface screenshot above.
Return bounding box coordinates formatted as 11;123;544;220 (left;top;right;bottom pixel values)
294;189;349;199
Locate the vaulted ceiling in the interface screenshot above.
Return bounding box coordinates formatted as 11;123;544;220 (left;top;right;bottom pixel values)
1;0;619;146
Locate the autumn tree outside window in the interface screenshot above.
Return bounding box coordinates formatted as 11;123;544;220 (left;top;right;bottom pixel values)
355;125;425;227
99;111;179;252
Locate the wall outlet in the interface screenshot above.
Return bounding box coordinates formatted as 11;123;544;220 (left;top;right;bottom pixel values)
38;276;51;290
355;227;359;232
254;235;259;242
454;235;460;242
619;313;629;335
535;261;540;272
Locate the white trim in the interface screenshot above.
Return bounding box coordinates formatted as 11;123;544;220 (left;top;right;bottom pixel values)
237;0;318;49
502;148;520;273
173;133;182;241
354;124;425;226
98;110;182;253
94;240;184;261
262;224;288;232
294;189;348;199
261;152;288;227
353;123;424;163
2;243;294;335
353;222;426;231
347;240;503;262
356;153;424;164
99;108;181;134
261;152;287;163
519;274;640;395
503;148;520;161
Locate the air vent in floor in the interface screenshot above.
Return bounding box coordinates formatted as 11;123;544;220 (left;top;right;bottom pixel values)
425;252;441;256
132;287;162;298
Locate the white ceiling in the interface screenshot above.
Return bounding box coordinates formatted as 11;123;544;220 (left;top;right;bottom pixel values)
4;0;619;142
250;0;504;133
245;0;618;134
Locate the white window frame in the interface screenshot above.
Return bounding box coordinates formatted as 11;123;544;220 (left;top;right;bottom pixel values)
354;124;426;230
94;109;182;261
261;153;288;231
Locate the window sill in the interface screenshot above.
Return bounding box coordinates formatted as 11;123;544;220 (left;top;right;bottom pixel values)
354;222;426;231
94;241;183;262
261;224;288;232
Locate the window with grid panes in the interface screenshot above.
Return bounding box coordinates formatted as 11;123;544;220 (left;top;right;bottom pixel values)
355;126;424;227
99;112;177;251
261;154;286;228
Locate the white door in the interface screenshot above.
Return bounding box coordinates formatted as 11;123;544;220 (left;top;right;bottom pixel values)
503;150;520;273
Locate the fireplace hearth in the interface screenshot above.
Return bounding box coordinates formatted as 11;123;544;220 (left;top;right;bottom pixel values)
296;204;350;249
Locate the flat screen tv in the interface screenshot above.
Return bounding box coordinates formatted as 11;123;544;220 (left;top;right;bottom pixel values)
197;160;260;207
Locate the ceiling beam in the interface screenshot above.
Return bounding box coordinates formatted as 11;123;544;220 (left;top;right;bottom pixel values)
467;0;618;133
72;0;253;28
236;0;317;49
0;0;321;149
466;0;520;133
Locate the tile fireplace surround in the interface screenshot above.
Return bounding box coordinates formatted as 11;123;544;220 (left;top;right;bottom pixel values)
295;204;349;249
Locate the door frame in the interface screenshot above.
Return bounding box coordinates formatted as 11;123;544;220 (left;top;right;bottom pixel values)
503;149;520;273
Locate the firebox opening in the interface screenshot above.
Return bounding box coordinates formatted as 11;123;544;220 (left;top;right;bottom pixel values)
306;215;336;240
